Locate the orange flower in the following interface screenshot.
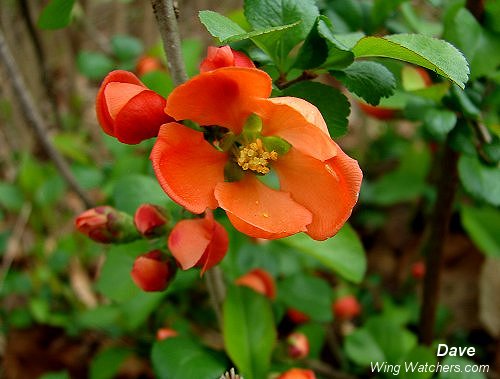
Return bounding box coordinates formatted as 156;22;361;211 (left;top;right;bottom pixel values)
96;70;173;144
278;368;316;379
131;250;176;292
134;203;169;238
156;327;178;341
235;268;276;299
333;295;361;320
168;211;229;274
151;67;362;240
200;45;255;73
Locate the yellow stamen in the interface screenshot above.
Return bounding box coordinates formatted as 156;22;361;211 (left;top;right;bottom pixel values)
236;138;278;174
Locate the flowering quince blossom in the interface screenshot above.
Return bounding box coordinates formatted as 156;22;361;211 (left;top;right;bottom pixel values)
167;211;229;274
199;45;255;73
96;70;173;144
235;268;276;299
134;203;169;237
150;66;362;240
131;250;175;292
278;368;317;379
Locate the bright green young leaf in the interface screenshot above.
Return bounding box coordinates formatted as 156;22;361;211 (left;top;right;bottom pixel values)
423;108;457;140
199;10;246;42
111;35;143;62
438;356;487;379
461;205;500;257
37;0;75;29
283;81;350;137
401;346;437;379
77;51;114;80
112;174;169;214
90;347;131;379
152;337;228;379
334;61;396;105
458;156;500;206
280;224;366;283
277;274;334;322
345;328;385;366
244;0;319;65
352;34;469;89
223;285;276;379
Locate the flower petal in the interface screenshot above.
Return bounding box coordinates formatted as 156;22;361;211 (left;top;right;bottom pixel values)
114;90;172;144
274;147;362;240
199;217;229;274
105;82;146;119
214;175;312;238
165;67;272;133
96;70;144;136
256;97;337;161
168;219;211;270
150;123;228;213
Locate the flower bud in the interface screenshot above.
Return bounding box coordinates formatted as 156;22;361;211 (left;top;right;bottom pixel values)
156;327;178;341
134;204;169;238
168;211;228;275
286;332;310;359
333;295;361;320
278;368;316;379
235;268;276;299
199;45;255;73
96;70;173;144
136;56;163;76
75;206;139;243
411;261;426;279
287;308;310;324
131;250;176;292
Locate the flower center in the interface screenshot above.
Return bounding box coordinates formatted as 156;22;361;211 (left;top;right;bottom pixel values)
236;138;278;174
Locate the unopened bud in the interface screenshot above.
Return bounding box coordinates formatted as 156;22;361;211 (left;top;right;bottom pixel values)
131;250;176;292
333;295;361;320
156;327;178;341
286;332;310;359
134;203;169;237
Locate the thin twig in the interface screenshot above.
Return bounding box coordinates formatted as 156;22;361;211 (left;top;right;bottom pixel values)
150;0;188;86
276;70;318;90
205;266;226;329
418;141;459;344
0;29;94;209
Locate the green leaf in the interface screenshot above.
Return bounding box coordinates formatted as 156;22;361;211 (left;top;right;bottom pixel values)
281;224;366;283
112;174;169;214
461;205;500;257
90;347;130;379
77;51;114;80
422;108;457;140
317;18;356;69
352;34;470;89
401;346;437;379
0;183;24;211
152;337;227;379
223;285;276;379
39;372;70;379
334;61;396;105
345;328;385;366
283;81;350;137
199;10;246;42
458;155;500;206
244;0;319;64
37;0;75;29
111;35;143;62
438;356;487;379
140;71;174;97
277;274;334;322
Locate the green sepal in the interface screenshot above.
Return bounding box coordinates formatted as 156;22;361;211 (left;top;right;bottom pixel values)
241;113;263;142
224;161;244;182
262;136;291;156
219;132;237;152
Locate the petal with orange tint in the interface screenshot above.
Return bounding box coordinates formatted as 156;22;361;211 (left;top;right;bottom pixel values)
114;90;172;144
274;147;362;241
214;175;312;238
96;70;144;136
105;82;146;119
165;67;272;133
168;218;211;270
256;97;337;161
199;218;229;274
150;123;228;213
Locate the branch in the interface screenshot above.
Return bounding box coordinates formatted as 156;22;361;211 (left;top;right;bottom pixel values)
205;266;226;329
150;0;188;86
418;141;459;344
0;29;94;209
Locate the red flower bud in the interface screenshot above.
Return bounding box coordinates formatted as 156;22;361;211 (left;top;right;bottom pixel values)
168;211;228;275
287;308;310;324
134;204;169;237
278;368;316;379
136;56;163;76
131;250;175;292
286;332;310;359
333;295;361;320
199;45;255;73
411;261;426;279
156;327;178;341
95;70;173;144
235;268;276;299
75;206;138;243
